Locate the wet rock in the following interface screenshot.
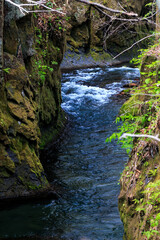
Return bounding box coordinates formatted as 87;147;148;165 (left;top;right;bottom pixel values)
123;82;139;88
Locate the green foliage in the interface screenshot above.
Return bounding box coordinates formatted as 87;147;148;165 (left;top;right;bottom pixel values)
130;180;160;239
35;59;55;84
148;169;157;177
105;110;150;154
140;180;160;239
143;230;159;240
107;38;160;238
106;40;160;154
3;68;10;73
144;161;149;167
32;25;58;85
143;1;156;21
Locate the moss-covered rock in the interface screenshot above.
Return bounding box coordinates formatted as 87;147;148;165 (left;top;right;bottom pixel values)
119;54;160;240
0;2;66;199
61;0;151;69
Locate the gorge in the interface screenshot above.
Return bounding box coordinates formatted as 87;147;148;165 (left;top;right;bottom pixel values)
0;0;159;239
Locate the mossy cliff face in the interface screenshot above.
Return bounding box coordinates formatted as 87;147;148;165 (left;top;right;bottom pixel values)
0;3;65;199
61;0;150;69
118;55;160;240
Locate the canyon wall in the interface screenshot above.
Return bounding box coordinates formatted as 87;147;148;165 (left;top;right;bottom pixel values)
61;0;150;69
0;0;4;77
118;54;160;239
0;1;65;199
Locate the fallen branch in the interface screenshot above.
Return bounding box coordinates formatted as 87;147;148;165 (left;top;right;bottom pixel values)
120;133;160;142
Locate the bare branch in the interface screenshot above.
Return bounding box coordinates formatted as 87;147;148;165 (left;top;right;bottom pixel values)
76;0;138;17
5;0;65;15
120;133;160;142
117;1;127;13
81;0;156;57
113;34;155;59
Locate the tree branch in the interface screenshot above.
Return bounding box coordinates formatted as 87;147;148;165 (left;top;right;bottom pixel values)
120;133;160;142
5;0;65;15
113;34;155;59
75;0;138;17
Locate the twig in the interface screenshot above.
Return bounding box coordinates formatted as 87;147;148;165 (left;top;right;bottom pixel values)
5;0;65;15
118;1;127;13
113;34;155;59
94;4;156;25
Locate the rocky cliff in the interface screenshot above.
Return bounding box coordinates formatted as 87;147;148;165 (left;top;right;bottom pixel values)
0;2;66;199
0;0;4;76
118;53;160;239
61;0;151;69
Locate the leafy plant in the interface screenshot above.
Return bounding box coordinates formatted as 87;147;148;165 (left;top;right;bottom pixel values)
106;40;160;154
3;68;10;73
148;169;157;177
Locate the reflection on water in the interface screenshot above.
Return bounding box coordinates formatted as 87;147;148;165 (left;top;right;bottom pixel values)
0;67;140;240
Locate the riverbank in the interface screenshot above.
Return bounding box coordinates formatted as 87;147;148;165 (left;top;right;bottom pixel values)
118;53;160;239
60;49;132;72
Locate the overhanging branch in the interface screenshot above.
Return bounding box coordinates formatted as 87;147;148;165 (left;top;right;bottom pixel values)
5;0;65;15
75;0;138;17
113;34;155;59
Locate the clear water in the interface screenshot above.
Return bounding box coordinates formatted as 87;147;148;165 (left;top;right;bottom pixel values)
0;67;140;240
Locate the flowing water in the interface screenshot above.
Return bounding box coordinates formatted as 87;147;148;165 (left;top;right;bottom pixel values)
0;67;140;240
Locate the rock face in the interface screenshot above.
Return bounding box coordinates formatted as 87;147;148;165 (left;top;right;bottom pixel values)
118;55;160;239
0;3;65;199
0;0;4;76
61;0;150;70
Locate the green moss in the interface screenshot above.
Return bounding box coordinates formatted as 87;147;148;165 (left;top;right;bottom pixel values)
39;87;57;124
40;127;58;149
123;89;131;94
67;23;89;49
0;168;11;178
18;176;42;190
89;49;111;62
67;53;75;58
0;149;15;173
40;110;66;149
28;184;42;190
74;48;80;53
4;20;19;55
120;95;142;116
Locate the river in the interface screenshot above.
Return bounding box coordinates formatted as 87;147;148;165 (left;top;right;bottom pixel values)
0;66;140;240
